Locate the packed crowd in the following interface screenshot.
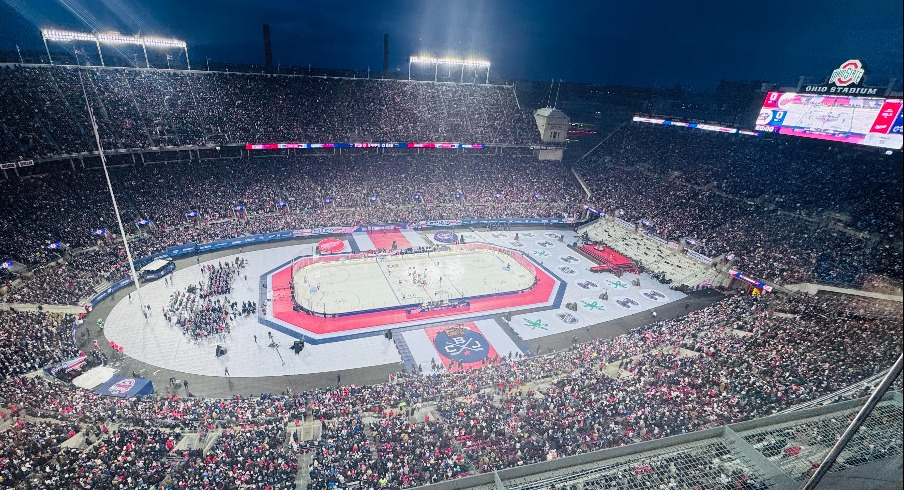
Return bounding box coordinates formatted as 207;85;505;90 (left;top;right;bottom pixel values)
0;154;580;305
0;292;898;487
170;421;299;489
0;419;79;487
0;65;538;162
577;122;903;289
0;310;80;379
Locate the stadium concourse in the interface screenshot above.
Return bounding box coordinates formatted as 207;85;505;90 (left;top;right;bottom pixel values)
0;65;900;489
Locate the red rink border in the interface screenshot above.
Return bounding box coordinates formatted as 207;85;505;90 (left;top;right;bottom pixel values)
259;245;562;343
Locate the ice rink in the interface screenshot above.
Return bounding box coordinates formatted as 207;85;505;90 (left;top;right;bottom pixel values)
293;249;535;313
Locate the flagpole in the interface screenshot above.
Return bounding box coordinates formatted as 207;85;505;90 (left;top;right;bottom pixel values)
78;71;147;320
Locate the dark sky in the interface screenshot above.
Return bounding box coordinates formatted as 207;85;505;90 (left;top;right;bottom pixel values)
1;0;901;90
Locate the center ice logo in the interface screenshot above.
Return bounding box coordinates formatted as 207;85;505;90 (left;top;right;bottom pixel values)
523;318;549;331
432;326;489;363
605;279;630;290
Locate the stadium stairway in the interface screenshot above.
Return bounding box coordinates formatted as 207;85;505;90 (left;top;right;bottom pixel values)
392;333;417;373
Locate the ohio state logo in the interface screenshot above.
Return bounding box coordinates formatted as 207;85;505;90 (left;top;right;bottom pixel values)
829;60;864;87
108;378;136;395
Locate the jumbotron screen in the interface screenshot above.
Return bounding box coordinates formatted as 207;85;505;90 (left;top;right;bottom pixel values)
755;91;903;149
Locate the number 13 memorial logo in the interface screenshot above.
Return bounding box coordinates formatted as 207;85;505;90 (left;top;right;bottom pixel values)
432;325;489;363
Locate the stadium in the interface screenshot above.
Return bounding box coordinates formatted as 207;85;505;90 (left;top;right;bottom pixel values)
0;2;901;489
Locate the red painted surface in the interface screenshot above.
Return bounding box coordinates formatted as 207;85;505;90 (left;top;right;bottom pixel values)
367;230;411;250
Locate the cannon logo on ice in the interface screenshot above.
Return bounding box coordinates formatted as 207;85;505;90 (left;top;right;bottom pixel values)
432;325;489;363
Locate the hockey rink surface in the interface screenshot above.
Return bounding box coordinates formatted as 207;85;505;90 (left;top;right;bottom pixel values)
101;228;685;377
293;249;535;313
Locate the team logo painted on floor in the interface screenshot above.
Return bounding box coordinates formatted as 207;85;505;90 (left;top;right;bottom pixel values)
604;279;631;290
576;280;601;291
544;232;562;240
433;231;458;244
523;318;549;331
531;249;551;258
640;289;668;302
557;312;579;324
432;326;490;363
536;240;555;248
579;298;608;313
509;241;524;248
559;255;580;264
557;265;578;275
612;296;640;310
520;232;536;238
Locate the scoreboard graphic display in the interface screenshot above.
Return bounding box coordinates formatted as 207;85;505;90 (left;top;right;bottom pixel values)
756;91;903;149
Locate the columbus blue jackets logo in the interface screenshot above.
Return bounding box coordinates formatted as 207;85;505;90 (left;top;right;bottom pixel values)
108;378;136;395
432;326;489;363
433;231;458;244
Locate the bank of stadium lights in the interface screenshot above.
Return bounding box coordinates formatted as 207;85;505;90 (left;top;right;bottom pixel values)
41;29;189;69
408;56;491;83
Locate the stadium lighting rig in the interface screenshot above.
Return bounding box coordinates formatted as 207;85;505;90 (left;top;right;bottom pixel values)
41;28;190;69
409;56;491;83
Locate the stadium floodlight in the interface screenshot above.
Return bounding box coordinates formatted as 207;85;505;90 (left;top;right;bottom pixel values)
409;56;491;83
41;28;189;69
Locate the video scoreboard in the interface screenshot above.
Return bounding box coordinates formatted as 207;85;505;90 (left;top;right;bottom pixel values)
756;91;903;149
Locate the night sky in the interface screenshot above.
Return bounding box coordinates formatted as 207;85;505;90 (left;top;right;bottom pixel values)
1;0;901;89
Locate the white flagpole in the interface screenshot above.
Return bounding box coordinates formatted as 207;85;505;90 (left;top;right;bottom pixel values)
78;71;147;319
